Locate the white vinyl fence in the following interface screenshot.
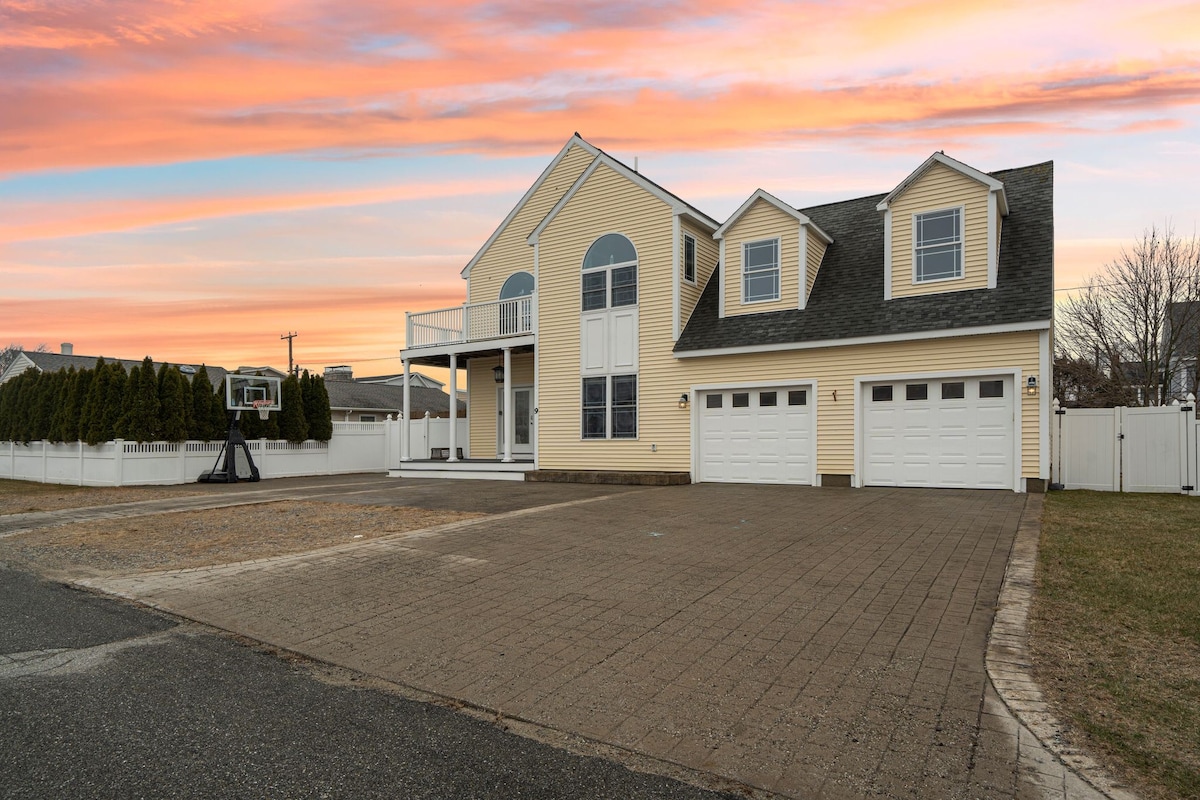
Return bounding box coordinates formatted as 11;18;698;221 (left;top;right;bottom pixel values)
1;414;469;487
1052;397;1199;495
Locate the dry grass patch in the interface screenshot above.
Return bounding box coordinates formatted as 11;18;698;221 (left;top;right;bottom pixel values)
0;501;483;578
1032;491;1200;800
0;479;204;514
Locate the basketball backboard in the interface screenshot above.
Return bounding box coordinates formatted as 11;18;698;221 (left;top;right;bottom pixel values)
225;373;282;412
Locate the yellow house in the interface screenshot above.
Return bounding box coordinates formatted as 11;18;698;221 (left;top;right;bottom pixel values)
397;136;1054;492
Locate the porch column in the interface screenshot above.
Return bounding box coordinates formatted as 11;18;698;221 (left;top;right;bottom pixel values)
400;359;412;461
447;354;459;462
502;346;514;463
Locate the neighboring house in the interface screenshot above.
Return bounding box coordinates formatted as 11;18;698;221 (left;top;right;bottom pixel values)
356;371;445;389
323;380;463;422
0;344;228;389
398;135;1054;491
1165;300;1200;401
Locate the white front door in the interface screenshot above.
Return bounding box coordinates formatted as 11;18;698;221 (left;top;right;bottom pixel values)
497;386;534;456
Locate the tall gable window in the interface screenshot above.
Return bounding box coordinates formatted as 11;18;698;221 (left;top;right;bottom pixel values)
582;233;637;310
743;238;780;303
683;234;697;284
914;208;962;283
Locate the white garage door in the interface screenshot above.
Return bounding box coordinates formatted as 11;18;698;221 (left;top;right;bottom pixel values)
698;386;814;484
863;376;1015;489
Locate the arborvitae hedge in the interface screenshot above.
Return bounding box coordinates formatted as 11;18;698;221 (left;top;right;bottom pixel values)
0;360;334;444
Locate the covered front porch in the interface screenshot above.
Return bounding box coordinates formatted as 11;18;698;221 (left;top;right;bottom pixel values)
397;295;537;478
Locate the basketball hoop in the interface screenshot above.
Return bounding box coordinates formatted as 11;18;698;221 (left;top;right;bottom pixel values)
252;399;271;420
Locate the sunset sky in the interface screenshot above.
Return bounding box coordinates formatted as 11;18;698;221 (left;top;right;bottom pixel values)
3;0;1200;378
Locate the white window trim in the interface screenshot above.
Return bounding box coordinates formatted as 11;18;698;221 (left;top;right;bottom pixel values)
580;373;638;441
741;236;781;304
683;233;697;285
911;205;965;285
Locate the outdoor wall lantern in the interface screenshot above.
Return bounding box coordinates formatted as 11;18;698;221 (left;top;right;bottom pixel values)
678;393;690;409
493;364;505;383
1026;375;1039;396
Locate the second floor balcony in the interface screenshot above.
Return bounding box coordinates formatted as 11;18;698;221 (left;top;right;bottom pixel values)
405;294;536;350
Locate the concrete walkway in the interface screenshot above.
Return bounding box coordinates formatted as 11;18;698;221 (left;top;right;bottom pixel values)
9;476;1126;798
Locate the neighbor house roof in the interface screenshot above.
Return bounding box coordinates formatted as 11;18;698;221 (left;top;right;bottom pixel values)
323;380;464;418
674;161;1053;354
2;350;228;388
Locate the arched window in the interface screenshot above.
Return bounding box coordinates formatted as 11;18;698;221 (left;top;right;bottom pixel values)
500;271;534;300
582;233;637;311
499;271;534;335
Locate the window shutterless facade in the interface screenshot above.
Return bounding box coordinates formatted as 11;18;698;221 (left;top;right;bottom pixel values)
581;374;637;439
914;207;963;283
742;238;780;302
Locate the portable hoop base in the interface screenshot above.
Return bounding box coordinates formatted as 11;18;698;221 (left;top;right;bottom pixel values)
197;412;261;483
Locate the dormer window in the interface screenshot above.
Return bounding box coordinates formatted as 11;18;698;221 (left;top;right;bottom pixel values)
914;207;963;283
743;238;780;302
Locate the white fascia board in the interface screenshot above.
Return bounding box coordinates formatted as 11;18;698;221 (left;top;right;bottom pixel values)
461;135;598;278
798;223;808;311
674;319;1051;359
876;151;1005;211
528;152;717;245
671;214;682;341
882;208;893;301
401;334;536;361
715;189;833;249
717;238;727;319
987;193;999;290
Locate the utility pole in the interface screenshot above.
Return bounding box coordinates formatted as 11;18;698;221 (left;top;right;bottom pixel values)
281;332;298;377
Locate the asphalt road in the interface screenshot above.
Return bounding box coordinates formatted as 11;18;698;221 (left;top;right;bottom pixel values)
0;567;739;800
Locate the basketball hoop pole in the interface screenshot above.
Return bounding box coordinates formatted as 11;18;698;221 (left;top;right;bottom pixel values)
197;409;261;484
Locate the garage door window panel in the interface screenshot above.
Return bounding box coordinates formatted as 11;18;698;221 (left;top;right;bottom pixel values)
732;392;750;408
906;383;928;401
706;394;723;409
759;391;777;407
872;385;894;402
941;381;965;400
788;390;807;406
979;380;1004;398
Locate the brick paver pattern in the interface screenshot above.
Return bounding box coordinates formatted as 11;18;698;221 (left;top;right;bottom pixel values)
94;483;1031;799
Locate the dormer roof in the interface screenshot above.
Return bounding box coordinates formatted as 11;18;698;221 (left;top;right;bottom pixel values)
713;188;833;244
875;152;1009;216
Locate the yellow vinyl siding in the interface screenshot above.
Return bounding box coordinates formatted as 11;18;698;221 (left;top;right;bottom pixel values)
535;162;678;472
541;324;1042;480
890;162;989;298
466;144;594;304
722;199;800;316
680;218;718;331
467;352;533;457
805;231;827;300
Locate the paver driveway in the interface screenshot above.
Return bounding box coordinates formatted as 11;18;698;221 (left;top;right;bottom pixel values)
88;482;1033;799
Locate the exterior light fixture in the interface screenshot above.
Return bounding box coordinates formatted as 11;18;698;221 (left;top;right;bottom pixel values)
493;363;505;383
1026;376;1039;396
678;393;690;409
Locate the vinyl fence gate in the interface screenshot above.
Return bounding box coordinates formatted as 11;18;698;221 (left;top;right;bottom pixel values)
1053;402;1198;493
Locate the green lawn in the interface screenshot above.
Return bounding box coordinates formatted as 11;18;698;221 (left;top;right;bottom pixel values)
1033;491;1200;800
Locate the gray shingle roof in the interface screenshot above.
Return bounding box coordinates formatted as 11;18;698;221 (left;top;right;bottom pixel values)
16;351;227;388
323;380;463;418
675;161;1054;353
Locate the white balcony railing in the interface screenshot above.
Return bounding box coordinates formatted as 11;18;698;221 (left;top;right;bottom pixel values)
406;294;535;349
